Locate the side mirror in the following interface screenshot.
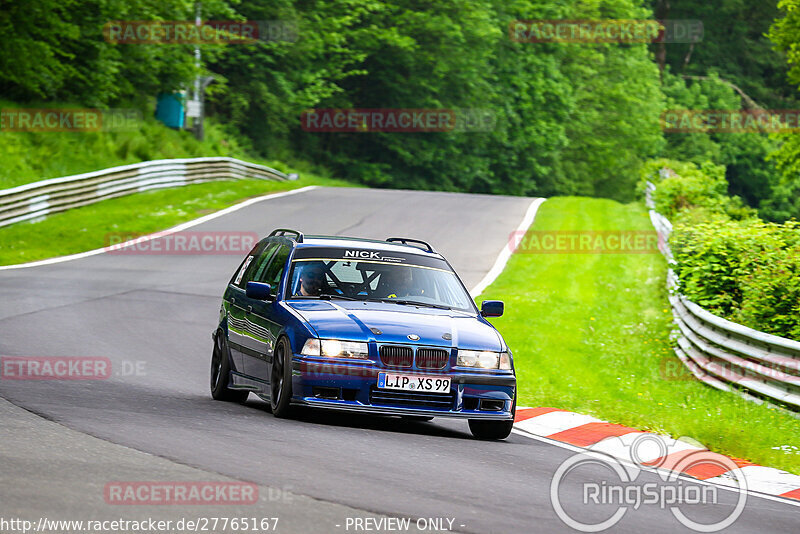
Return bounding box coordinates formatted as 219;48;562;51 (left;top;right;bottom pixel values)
480;300;504;318
246;281;273;301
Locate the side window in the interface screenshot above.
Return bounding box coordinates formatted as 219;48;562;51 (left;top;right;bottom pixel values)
249;242;279;284
236;241;277;289
230;240;266;287
256;244;291;287
233;256;254;286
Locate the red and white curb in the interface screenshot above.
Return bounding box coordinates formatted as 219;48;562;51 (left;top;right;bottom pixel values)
513;407;800;503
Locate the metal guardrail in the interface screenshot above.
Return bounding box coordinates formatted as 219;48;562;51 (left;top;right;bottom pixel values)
645;181;674;263
646;179;800;409
0;157;289;228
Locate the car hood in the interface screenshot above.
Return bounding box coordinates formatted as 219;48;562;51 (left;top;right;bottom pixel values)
286;300;503;351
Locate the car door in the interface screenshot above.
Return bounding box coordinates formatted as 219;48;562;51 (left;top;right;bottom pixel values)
241;241;292;382
226;240;272;373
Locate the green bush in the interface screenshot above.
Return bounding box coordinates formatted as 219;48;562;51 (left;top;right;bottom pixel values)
639;158;756;221
671;219;800;340
643;158;799;340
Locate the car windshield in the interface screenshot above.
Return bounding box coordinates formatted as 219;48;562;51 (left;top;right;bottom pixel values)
287;258;475;312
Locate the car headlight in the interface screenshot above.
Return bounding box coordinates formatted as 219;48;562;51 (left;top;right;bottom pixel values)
302;338;369;359
457;350;511;370
300;338;321;356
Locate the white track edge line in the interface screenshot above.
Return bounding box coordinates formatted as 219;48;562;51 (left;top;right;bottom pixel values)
470;197;547;297
0;186;319;271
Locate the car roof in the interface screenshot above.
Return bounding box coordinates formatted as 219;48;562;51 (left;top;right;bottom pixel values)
292;236;445;258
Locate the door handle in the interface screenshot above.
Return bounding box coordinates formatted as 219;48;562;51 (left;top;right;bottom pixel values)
228;297;236;304
246;305;253;313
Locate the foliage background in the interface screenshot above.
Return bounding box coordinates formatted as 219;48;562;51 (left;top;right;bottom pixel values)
3;0;800;217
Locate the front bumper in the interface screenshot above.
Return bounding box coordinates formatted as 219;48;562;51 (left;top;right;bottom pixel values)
292;356;516;420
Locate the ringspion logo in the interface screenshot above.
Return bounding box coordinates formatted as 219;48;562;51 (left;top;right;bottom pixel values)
551;435;747;532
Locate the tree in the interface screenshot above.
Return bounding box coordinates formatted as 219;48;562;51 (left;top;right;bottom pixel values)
765;0;800;221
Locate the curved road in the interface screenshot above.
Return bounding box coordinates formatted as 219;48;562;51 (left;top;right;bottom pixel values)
0;187;796;533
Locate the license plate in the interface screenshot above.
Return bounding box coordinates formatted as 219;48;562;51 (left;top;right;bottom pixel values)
377;372;451;393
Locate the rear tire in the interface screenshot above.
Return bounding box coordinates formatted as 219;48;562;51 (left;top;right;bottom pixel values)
210;332;249;403
270;337;294;418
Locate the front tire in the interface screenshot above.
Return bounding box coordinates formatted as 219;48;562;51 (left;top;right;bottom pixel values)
468;419;514;440
468;390;516;440
270;337;294;418
210;332;249;403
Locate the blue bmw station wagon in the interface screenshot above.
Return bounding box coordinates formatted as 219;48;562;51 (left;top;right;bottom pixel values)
211;229;516;439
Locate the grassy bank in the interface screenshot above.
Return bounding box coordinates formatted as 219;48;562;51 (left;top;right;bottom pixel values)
0;99;354;265
0;173;355;266
479;196;800;474
0;100;268;190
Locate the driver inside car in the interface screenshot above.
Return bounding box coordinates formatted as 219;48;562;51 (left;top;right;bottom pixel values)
296;265;326;296
383;268;417;299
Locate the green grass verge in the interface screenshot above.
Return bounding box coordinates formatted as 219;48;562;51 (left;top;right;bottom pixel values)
479;196;800;474
0;172;356;266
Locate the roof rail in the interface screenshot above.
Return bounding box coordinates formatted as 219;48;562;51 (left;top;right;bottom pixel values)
386;237;434;253
269;228;304;242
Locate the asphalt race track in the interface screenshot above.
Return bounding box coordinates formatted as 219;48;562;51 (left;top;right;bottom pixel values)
0;187;797;533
